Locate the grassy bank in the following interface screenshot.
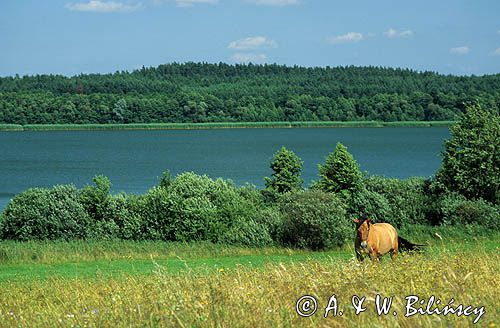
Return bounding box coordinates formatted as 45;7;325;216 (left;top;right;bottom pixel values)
0;228;497;281
0;121;455;131
0;236;497;327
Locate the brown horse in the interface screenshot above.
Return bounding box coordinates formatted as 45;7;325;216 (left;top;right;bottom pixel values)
353;217;398;262
353;216;425;262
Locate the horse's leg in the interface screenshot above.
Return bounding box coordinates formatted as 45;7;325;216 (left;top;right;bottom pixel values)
369;252;379;263
391;238;399;262
391;248;398;262
354;235;363;261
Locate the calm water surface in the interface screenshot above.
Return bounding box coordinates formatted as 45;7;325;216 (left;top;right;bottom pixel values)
0;127;450;210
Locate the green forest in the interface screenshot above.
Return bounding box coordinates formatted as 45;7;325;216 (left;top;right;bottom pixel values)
1;63;499;124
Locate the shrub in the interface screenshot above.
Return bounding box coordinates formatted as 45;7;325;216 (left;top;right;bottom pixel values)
0;185;91;240
91;194;144;240
364;176;429;227
279;190;350;250
142;172;275;246
348;188;392;223
116;194;144;240
218;216;274;247
141;186;175;240
79;175;112;223
440;193;499;230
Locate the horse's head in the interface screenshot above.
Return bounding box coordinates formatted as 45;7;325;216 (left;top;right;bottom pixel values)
353;216;371;249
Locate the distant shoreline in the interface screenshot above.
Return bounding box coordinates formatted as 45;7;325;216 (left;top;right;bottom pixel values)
0;121;455;132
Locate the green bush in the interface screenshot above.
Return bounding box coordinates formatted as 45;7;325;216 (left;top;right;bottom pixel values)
348;188;392;223
78;176;144;240
279;190;350;250
141;186;175;241
364;176;429;227
440;193;499;230
91;194;144;240
0;185;91;240
116;194;144;240
218;216;274;247
142;172;274;246
79;175;112;223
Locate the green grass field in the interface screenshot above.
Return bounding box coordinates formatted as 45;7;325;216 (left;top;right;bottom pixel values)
0;121;455;131
0;232;497;327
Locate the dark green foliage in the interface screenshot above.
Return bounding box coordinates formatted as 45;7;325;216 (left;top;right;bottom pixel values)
0;185;91;240
279;190;350;250
141;186;174;241
142;172;274;246
91;194;144;240
348;188;392;223
264;147;303;194
79;175;112;223
314;143;362;196
435;104;500;203
439;193;499;230
218;216;274;247
363;176;429;227
0;64;498;125
159;170;172;189
78;175;139;239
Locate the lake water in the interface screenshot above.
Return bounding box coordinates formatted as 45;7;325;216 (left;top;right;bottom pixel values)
0;127;450;211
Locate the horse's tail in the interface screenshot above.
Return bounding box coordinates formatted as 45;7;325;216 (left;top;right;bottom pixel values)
398;236;426;252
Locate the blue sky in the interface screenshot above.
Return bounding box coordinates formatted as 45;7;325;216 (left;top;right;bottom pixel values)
0;0;499;76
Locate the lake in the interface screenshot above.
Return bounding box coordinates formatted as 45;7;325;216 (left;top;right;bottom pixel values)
0;127;450;211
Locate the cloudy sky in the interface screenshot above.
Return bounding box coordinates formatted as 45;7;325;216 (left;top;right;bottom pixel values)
0;0;499;76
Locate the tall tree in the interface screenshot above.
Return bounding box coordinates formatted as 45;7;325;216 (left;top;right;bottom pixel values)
435;104;499;203
264;146;303;194
314;142;363;196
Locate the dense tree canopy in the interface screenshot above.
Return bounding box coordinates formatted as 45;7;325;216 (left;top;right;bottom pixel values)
435;104;500;203
0;63;499;124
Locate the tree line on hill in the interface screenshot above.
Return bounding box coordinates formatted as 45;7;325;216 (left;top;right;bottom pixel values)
0;105;498;248
0;63;499;124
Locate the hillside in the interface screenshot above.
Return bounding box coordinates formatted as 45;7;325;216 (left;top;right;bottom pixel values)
0;63;499;124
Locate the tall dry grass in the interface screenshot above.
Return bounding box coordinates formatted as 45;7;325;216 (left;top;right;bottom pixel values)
0;249;497;327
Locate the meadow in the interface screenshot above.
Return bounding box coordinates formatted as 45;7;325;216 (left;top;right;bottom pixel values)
0;232;497;327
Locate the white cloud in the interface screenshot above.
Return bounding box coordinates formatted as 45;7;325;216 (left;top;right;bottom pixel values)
384;28;397;38
65;0;141;12
326;32;363;44
450;46;469;55
231;53;267;63
174;0;217;7
228;36;277;50
383;28;413;39
492;48;500;56
245;0;298;6
399;30;413;37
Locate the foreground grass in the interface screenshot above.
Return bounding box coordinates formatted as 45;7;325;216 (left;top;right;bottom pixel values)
0;121;455;131
0;245;497;327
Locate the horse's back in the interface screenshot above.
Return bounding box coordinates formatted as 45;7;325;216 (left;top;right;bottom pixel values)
371;223;398;252
373;223;398;236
